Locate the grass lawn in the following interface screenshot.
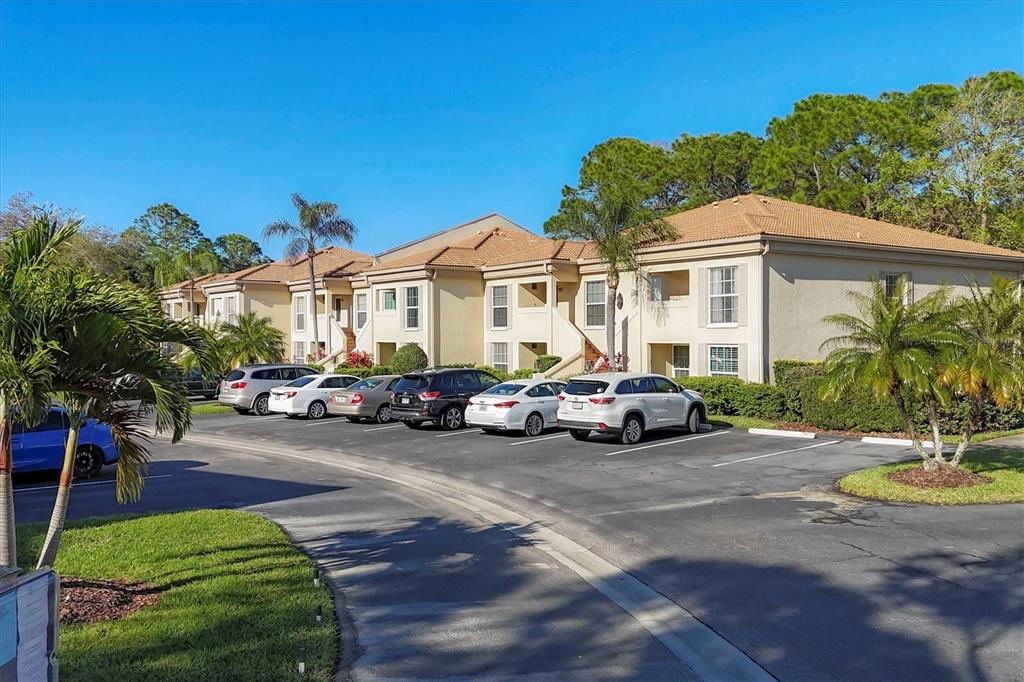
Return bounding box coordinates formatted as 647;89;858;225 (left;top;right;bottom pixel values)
940;427;1024;444
838;447;1024;504
191;402;235;415
707;413;780;430
17;510;336;681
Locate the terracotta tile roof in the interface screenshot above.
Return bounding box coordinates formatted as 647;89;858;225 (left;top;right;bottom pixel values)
363;227;558;272
199;245;373;287
654;195;1024;259
167;273;218;291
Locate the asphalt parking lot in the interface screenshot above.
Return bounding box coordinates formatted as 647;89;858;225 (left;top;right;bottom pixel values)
14;406;1024;681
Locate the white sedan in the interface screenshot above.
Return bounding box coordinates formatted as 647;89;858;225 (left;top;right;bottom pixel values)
268;374;360;419
465;379;566;436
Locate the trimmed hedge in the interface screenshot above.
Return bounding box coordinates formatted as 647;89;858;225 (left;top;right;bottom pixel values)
334;364;394;378
391;343;429;374
535;354;562;372
673;376;786;419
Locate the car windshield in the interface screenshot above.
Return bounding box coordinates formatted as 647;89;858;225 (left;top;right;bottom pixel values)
284;376;318;388
349;378;385;391
483;383;525;396
225;369;245;381
394;376;429;392
563;380;609;395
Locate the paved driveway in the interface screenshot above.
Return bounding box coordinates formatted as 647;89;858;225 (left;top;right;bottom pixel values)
14;410;1024;681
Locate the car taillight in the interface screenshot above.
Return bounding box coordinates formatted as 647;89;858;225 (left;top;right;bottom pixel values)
589;396;616;405
230;381;247;389
494;400;519;409
350;393;364;404
419;390;441;401
557;395;566;401
285;391;297;398
466;398;474;406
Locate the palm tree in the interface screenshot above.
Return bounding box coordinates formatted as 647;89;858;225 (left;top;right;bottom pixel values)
219;313;285;367
820;277;959;469
263;194;356;360
0;211;78;566
154;246;220;321
544;186;674;366
938;276;1024;466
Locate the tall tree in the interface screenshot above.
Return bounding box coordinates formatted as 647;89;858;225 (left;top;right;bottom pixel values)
262;194;356;360
213;233;271;272
219;313;285;366
130;203;204;255
545;186;674;365
154;245;220;319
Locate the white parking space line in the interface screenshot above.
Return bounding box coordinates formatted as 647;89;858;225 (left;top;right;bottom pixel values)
605;430;729;456
509;433;570;447
15;474;173;494
302;418;347;427
435;429;484;438
363;424;404;432
711;440;841;467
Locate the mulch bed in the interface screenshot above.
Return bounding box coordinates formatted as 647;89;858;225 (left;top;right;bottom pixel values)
59;577;162;626
888;467;993;489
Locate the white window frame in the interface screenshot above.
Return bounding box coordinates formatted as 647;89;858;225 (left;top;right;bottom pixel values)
293;340;306;363
882;271;913;305
708;266;738;326
671;345;690;378
585;280;606;328
404;286;420;330
491;286;508;329
649;275;663;302
491;342;509;374
379;288;397;312
709;345;739;377
225;296;237;325
293;294;307;332
355;293;368;329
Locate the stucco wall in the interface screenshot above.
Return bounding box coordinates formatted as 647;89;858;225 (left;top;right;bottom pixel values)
765;249;1023;380
435;271;485;365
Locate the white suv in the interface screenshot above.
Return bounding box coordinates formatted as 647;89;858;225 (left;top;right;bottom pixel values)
556;372;706;445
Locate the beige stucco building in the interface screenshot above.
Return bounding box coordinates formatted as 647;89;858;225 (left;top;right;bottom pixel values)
160;196;1024;382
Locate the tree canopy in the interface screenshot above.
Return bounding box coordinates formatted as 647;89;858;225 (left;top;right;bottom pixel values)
549;70;1023;251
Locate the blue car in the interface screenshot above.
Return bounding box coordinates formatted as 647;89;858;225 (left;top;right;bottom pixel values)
11;408;119;479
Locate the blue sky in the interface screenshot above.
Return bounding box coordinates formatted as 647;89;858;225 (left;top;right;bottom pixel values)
1;1;1021;257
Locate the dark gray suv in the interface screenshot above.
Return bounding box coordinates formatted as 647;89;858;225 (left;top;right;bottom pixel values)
218;364;319;415
391;368;502;430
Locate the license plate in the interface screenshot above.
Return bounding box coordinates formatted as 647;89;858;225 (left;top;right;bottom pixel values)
401;397;410;404
273;394;282;400
572;402;583;410
335;396;346;403
477;405;488;412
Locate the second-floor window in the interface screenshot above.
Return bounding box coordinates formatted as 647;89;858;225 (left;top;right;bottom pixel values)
404;287;420;329
379;289;396;311
882;272;913;305
649;275;663;302
294;295;306;331
355;294;368;328
225;297;237;324
491;286;508;328
585;281;606;327
708;266;738;325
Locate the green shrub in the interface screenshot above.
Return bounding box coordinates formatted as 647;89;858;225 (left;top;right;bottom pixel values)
511;368;535;379
390;343;429;374
473;364;510;381
796;375;902;432
674;376;786;419
432;362;476;369
535;354;562;372
368;364;393;376
307;363;325;373
335;364;394;378
773;360;823;421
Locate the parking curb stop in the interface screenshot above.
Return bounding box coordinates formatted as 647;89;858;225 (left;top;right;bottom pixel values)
860;436;936;448
748;427;816;440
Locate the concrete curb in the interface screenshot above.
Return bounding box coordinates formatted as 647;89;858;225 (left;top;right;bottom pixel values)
748;427;816;440
860;436;935;448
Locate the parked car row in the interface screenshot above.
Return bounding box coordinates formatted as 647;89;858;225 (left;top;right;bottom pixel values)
217;364;707;444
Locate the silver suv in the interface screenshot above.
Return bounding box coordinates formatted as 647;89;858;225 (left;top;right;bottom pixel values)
556;372;706;445
218;364;319;415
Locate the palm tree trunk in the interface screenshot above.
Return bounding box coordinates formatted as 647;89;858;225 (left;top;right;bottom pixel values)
35;420;79;568
308;250;319;361
0;401;17;568
925;399;947;465
606;272;619;367
950;396;982;468
891;387;935;468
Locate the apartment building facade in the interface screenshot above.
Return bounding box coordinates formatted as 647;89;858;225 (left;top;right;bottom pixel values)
159;197;1024;382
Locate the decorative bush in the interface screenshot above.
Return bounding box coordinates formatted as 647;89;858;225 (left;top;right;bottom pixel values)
674;376;786;419
390;343;429;375
307;363;325;373
344;349;374;368
511;368;535;379
535;354;562;372
796;375;902;432
335;365;394;379
473;365;510;381
773;360;824;420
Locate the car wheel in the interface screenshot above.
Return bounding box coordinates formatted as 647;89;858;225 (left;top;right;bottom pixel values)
73;447;103;480
569;429;590;441
441;406;464;431
307;401;327;420
523;413;544;437
252;394;271;416
375;404;393;424
620;415;644;445
687;408;701;433
403;420;423;429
